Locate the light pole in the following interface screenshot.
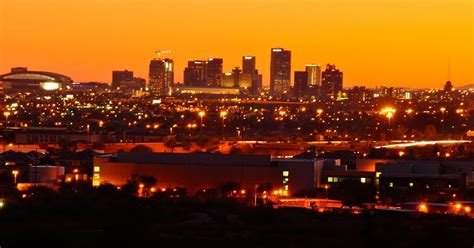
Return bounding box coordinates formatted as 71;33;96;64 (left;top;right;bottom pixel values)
11;170;18;184
220;110;227;141
3;111;11;124
170;124;177;136
316;108;323;132
386;112;393;130
440;107;446;133
380;107;396;131
73;169;79;192
324;184;329;199
198;111;205;136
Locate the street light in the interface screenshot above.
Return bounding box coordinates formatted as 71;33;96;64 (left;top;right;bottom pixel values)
11;170;19;184
220;110;227;140
324;184;329;199
198;111;206;135
73;169;79;191
3;111;11;123
380;107;396;130
440;107;446;132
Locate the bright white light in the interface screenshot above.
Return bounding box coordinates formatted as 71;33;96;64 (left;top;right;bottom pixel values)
40;82;60;91
377;140;471;149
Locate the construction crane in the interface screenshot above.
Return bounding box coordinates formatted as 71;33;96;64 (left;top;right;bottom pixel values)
155;50;171;58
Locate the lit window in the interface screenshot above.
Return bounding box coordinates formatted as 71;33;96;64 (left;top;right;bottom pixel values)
284;178;289;183
360;177;366;183
409;182;414;187
389;182;394;187
328;177;333;182
376;172;382;178
334;177;339;182
284;185;289;190
283;171;289;177
94;166;100;172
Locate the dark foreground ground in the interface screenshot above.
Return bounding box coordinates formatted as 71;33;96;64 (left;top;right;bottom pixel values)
0;190;473;248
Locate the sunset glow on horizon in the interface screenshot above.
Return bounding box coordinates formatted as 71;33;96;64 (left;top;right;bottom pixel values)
0;0;472;88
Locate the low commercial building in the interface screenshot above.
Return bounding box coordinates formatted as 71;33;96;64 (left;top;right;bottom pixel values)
11;127;100;144
375;161;468;192
93;152;330;195
171;85;240;96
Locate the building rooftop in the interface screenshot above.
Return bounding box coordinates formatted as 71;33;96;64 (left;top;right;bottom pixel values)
107;152;272;167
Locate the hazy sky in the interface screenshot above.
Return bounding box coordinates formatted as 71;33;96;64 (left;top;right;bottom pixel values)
0;0;472;88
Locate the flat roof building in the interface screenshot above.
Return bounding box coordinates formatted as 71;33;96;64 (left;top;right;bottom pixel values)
93;152;330;195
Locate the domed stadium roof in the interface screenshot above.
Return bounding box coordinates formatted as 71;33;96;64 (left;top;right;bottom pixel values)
0;70;73;83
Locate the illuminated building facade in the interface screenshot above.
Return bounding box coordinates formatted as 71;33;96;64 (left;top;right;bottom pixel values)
222;72;235;88
149;58;174;96
171;85;240;96
305;64;321;87
270;48;291;96
221;67;252;89
0;67;72;94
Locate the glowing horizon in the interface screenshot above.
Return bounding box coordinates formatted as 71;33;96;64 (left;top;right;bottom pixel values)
0;0;472;87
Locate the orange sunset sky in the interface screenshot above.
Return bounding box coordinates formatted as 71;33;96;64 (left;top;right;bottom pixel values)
0;0;472;88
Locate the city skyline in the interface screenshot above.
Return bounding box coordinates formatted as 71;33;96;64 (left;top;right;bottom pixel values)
0;0;472;87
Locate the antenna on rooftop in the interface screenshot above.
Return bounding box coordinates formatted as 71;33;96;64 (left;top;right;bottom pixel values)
447;56;451;81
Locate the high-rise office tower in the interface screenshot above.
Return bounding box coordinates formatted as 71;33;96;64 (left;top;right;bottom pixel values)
305;64;321;86
149;58;174;96
242;56;256;75
232;67;241;87
294;71;308;98
206;58;223;87
242;56;260;94
222;72;235;88
112;70;134;88
221;67;252;89
321;64;343;99
270;48;291;96
184;60;207;86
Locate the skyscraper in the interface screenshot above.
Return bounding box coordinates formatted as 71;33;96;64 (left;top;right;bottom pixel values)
222;72;235;88
321;64;343;99
232;67;241;87
149;58;174;96
294;71;308;98
242;56;256;75
112;70;134;88
242;56;260;94
206;58;223;87
184;60;207;86
305;64;321;87
270;48;291;96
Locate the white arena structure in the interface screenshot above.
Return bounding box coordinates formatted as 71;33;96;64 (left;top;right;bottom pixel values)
0;67;73;94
